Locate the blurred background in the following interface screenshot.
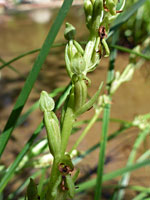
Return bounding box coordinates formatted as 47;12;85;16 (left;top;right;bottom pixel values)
0;0;150;199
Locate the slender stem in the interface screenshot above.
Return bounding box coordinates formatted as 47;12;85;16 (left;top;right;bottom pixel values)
94;30;118;200
71;107;103;152
94;103;111;200
46;158;60;200
116;128;150;200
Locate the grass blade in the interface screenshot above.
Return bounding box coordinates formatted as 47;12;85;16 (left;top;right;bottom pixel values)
0;0;73;158
111;45;150;60
0;82;72;193
0;42;67;70
94;31;118;200
76;159;150;193
116;128;150;200
94;104;111;200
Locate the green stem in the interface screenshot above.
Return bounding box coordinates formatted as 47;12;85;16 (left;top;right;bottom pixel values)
71;107;103;152
46;158;61;200
116;128;150;200
94;31;118;200
94;103;111;200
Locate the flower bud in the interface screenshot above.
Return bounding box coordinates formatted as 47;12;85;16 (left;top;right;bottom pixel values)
64;22;76;41
39;91;55;112
106;0;116;15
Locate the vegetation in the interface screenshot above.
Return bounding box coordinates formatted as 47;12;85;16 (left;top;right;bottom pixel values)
0;0;150;199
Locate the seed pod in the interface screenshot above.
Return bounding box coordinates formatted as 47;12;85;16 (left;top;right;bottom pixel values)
74;79;87;112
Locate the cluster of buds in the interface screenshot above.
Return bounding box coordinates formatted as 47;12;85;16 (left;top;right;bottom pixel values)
84;0;126;58
110;38;149;95
133;113;150;130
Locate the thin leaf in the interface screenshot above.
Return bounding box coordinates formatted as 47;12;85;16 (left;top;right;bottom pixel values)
0;83;72;193
76;159;150;193
0;0;74;158
0;42;66;70
94;31;118;200
111;44;150;60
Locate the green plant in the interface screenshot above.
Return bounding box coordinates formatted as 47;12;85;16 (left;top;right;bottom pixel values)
0;0;150;200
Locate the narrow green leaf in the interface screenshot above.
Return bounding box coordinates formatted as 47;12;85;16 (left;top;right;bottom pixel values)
0;57;25;78
0;83;72;193
94;31;118;200
76;159;150;193
111;44;150;60
73;123;132;165
0;123;43;193
0;0;74;158
94;103;111;200
0;42;66;70
132;192;148;200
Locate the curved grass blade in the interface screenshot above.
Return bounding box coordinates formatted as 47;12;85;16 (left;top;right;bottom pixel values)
94;31;118;200
132;193;148;200
0;42;67;70
76;159;150;193
73;123;132;165
116;128;150;200
0;57;26;79
0;82;71;193
0;0;74;158
111;45;150;60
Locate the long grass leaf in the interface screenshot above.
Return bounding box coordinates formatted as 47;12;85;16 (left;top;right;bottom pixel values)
0;42;66;70
0;0;73;158
94;31;118;200
73;123;132;165
116;128;150;200
111;45;150;60
76;159;150;193
0;57;26;78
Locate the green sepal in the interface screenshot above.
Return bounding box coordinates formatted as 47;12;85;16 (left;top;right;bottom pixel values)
70;53;86;75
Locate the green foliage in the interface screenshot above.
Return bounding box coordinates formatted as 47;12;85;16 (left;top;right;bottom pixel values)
0;0;150;200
